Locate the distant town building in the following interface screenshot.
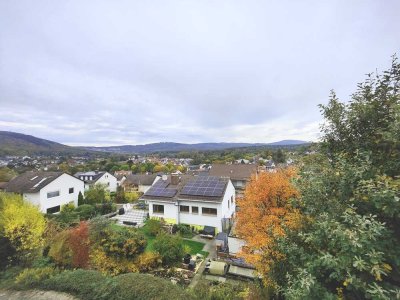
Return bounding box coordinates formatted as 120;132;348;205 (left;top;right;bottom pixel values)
74;171;117;192
208;164;257;194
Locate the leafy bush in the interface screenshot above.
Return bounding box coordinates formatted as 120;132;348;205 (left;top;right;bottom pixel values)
15;267;59;288
125;192;140;203
84;184;110;205
31;256;55;269
50;210;80;227
134;252;162;272
153;232;184;265
0;193;46;264
110;273;192;300
75;204;96;220
90;247;139;275
144;219;162;237
88;217;113;242
89;223;147;275
41;269;111;299
61;202;75;213
39;269;192;300
94;203;116;215
0;236;15;270
100;226;147;259
176;224;193;237
48;230;72;267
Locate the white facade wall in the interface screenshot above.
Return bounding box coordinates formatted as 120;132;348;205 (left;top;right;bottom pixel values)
178;200;223;231
23;192;41;207
24;173;85;213
94;172;117;192
149;200;177;220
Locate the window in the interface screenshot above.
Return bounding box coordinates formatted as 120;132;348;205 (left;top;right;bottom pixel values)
228;199;230;209
202;207;217;215
153;204;164;214
46;205;60;214
192;206;199;214
180;205;189;213
47;191;60;198
69;187;74;194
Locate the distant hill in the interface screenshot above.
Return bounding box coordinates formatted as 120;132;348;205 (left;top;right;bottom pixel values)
0;131;310;156
265;139;310;146
83;142;262;154
84;140;310;154
0;131;91;156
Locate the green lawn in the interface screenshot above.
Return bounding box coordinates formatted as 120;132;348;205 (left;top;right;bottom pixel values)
121;223;207;255
182;239;206;255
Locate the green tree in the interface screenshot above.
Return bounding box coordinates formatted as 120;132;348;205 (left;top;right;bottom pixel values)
153;232;184;265
84;184;110;205
78;191;84;206
272;56;400;299
114;186;125;203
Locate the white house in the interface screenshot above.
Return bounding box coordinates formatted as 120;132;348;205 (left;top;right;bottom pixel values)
4;171;85;214
74;171;117;192
141;175;236;233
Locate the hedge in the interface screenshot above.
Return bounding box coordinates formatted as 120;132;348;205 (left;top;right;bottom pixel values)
38;269;192;300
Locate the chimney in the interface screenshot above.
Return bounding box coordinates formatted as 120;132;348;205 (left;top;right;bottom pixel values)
171;174;180;185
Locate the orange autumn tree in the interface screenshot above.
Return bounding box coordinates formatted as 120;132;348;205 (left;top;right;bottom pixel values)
68;221;90;268
236;168;301;285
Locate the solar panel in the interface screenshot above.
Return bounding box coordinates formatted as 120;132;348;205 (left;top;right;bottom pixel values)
180;176;226;197
145;180;177;198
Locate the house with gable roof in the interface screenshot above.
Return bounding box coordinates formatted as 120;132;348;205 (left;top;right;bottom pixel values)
140;174;236;233
74;171;117;192
4;171;85;214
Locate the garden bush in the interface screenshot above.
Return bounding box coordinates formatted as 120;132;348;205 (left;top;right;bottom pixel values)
153;232;184;265
110;272;192;300
48;230;72;267
15;267;59;288
143;219;162;237
61;202;75;213
100;226;147;259
31;256;55;269
94;202;116;215
176;224;193;237
37;269;192;300
41;269;112;300
134;252;162;272
75;204;96;220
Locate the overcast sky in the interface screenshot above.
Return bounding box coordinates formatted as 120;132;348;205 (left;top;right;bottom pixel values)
0;1;399;146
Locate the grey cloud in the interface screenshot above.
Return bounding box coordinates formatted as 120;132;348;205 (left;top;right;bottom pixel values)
1;0;399;145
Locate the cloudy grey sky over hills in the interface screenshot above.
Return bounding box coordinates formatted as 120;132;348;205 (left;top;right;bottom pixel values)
1;1;399;146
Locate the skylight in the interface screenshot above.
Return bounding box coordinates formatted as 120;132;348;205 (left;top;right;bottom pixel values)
32;177;47;188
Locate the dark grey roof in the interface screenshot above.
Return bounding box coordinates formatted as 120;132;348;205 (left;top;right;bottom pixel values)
141;175;230;203
74;171;106;184
4;171;64;193
208;164;257;181
124;174;159;186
